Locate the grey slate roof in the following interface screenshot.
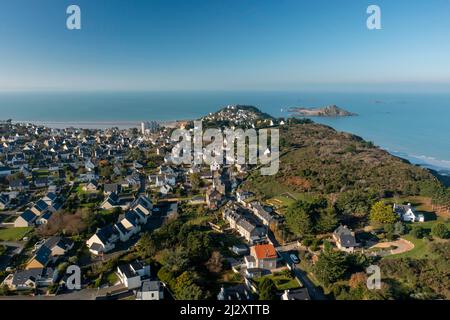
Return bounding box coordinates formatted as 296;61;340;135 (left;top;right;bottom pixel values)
118;264;136;278
283;288;311;300
43;236;73;252
20;209;38;223
32;245;52;266
334;225;358;248
11;269;42;287
141;280;161;292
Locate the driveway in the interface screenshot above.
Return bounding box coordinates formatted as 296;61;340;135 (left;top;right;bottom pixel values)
369;238;414;255
278;250;327;300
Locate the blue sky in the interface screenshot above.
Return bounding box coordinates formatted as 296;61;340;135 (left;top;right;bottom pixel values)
1;0;450;92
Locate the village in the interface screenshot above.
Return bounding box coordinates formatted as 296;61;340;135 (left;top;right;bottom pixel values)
0;107;447;301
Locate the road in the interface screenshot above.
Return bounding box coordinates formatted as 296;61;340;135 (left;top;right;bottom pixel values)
0;284;127;300
276;243;327;300
291;266;326;300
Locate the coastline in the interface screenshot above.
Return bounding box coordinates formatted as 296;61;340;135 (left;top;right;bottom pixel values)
12;120;188;130
11;117;450;178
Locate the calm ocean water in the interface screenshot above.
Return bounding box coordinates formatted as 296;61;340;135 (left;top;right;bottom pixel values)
1;91;449;173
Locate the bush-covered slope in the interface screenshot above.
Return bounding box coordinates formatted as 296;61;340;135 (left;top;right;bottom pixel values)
245;122;440;202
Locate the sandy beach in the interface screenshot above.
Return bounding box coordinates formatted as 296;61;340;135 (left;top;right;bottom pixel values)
12;120;183;130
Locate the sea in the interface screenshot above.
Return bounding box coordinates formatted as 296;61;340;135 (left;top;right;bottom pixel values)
1;91;449;175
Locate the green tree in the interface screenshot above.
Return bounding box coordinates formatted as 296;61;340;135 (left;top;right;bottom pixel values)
189;173;203;190
335;189;378;216
316;205;339;233
313;249;349;286
99;165;113;178
285;201;313;237
157;266;176;289
394;221;406;235
410;226;426;239
258;278;277;300
174;271;204;300
432;223;448;239
177;283;204;300
186;231;211;261
0;284;11;296
370;201;398;225
80;208;98;233
135;232;155;258
161;247;189;274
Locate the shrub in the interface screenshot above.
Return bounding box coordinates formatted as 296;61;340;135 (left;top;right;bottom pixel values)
302;237;313;247
386;232;396;241
258;278;277;300
410;226;426;239
432;223;448;239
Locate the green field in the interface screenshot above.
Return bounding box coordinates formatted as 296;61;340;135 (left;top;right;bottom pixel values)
266;192;317;213
255;273;301;291
0;227;33;241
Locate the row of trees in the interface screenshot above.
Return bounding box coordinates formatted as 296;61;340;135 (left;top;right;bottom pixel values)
313;247;374;287
135;219;223;300
285;198;339;238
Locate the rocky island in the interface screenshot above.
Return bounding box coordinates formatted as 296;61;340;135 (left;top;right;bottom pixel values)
288;105;357;117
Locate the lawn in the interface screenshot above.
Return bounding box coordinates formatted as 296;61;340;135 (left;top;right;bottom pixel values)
255;273;301;291
0;227;33;241
219;270;244;286
75;185;88;195
385;235;437;260
385;220;450;260
186;215;214;226
266;192;317;214
34;169;49;177
105;272;119;286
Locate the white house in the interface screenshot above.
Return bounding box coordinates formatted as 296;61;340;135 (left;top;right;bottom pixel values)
130;195;153;219
136;280;164;300
117;261;150;290
393;203;425;222
236;191;254;206
114;211;141;242
86;225;119;255
159;184;172;195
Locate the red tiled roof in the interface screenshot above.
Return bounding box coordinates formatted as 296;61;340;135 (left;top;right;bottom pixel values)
253;244;277;260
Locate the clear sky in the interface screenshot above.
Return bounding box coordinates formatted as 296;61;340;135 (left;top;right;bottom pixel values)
1;0;450;92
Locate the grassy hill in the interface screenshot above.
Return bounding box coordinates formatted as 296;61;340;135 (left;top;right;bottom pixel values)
244;122;443;217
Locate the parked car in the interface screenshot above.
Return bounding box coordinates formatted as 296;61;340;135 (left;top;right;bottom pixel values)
290;253;300;264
